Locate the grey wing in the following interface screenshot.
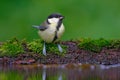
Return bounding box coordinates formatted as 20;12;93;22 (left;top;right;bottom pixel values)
32;25;47;31
32;21;48;31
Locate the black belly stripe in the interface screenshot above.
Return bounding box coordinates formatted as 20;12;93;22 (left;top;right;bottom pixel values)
52;31;58;42
52;20;62;42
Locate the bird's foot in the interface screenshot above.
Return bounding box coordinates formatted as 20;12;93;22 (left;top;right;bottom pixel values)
43;42;47;56
58;44;63;53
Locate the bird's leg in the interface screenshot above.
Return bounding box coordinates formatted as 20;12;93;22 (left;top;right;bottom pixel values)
43;42;47;56
58;74;62;80
57;44;63;53
42;67;46;80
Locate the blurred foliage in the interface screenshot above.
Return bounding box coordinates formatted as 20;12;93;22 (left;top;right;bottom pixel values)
0;0;120;41
0;70;66;80
0;71;24;80
78;38;120;52
27;73;65;80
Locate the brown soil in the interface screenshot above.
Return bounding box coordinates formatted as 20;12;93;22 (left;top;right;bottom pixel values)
0;41;120;65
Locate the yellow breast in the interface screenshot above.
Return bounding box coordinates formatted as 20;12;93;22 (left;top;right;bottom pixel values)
38;23;65;43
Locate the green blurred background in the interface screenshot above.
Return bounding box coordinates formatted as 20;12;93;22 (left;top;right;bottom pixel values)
0;0;120;41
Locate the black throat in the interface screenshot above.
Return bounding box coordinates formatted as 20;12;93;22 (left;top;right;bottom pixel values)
56;20;62;31
52;20;62;42
47;19;50;24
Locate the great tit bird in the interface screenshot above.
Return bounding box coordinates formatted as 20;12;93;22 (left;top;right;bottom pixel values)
33;13;65;55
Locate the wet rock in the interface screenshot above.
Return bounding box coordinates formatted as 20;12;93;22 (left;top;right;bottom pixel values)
13;59;35;64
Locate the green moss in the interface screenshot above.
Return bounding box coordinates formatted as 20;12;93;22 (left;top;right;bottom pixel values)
27;39;43;54
109;40;120;49
27;39;67;55
0;38;24;57
1;38;120;56
46;43;67;56
0;38;67;57
78;38;111;52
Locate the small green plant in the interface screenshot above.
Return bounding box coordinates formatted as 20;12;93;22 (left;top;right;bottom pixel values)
0;38;24;57
78;38;111;52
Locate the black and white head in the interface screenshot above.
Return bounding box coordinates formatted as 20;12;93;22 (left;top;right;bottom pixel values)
47;13;64;24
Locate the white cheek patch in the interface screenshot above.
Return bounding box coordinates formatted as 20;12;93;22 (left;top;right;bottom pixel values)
48;18;59;23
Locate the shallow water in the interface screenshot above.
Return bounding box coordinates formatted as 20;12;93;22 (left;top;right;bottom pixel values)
0;64;120;80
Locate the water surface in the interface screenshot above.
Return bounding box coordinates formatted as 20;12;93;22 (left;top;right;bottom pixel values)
0;64;120;80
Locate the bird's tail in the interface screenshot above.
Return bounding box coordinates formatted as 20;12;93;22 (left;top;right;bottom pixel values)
32;25;40;29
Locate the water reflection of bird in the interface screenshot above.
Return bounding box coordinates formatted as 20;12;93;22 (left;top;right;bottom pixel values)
33;13;65;55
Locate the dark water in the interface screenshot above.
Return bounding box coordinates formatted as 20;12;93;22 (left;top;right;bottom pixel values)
0;64;120;80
